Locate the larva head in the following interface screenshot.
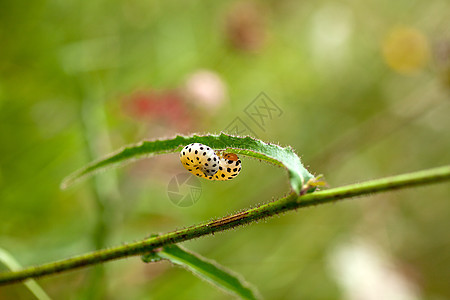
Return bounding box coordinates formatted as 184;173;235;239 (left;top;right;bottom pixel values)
222;153;239;161
180;143;220;177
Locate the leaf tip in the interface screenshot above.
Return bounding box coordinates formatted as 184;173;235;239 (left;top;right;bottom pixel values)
60;171;85;190
60;177;72;190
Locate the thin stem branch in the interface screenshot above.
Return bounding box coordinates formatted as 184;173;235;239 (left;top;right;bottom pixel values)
1;165;449;286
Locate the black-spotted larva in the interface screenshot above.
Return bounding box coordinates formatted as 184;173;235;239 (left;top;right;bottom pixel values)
180;143;242;181
213;152;242;181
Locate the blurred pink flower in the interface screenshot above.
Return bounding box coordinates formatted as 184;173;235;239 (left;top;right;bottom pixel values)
123;90;193;130
184;70;227;112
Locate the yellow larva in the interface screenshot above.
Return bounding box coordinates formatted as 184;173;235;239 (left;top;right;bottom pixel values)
180;143;242;181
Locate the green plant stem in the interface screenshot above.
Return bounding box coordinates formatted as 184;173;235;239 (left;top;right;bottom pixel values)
1;165;449;286
80;80;121;299
0;248;51;299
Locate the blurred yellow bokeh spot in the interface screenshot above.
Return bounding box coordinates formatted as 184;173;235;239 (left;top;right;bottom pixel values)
382;26;430;74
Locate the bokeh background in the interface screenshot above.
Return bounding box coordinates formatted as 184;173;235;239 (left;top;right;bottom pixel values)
1;0;449;299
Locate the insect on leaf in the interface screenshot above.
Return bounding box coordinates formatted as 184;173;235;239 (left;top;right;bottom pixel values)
61;133;316;194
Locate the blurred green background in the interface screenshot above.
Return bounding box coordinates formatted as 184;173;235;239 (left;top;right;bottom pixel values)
1;0;449;299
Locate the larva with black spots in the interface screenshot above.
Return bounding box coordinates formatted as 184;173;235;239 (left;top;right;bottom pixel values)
211;152;242;181
180;143;219;177
180;143;242;181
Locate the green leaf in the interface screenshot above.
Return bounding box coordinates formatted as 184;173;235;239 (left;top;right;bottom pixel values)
61;133;315;194
142;245;261;300
0;248;51;300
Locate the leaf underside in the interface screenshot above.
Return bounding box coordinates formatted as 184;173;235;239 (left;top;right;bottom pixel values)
142;245;261;300
61;133;315;194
